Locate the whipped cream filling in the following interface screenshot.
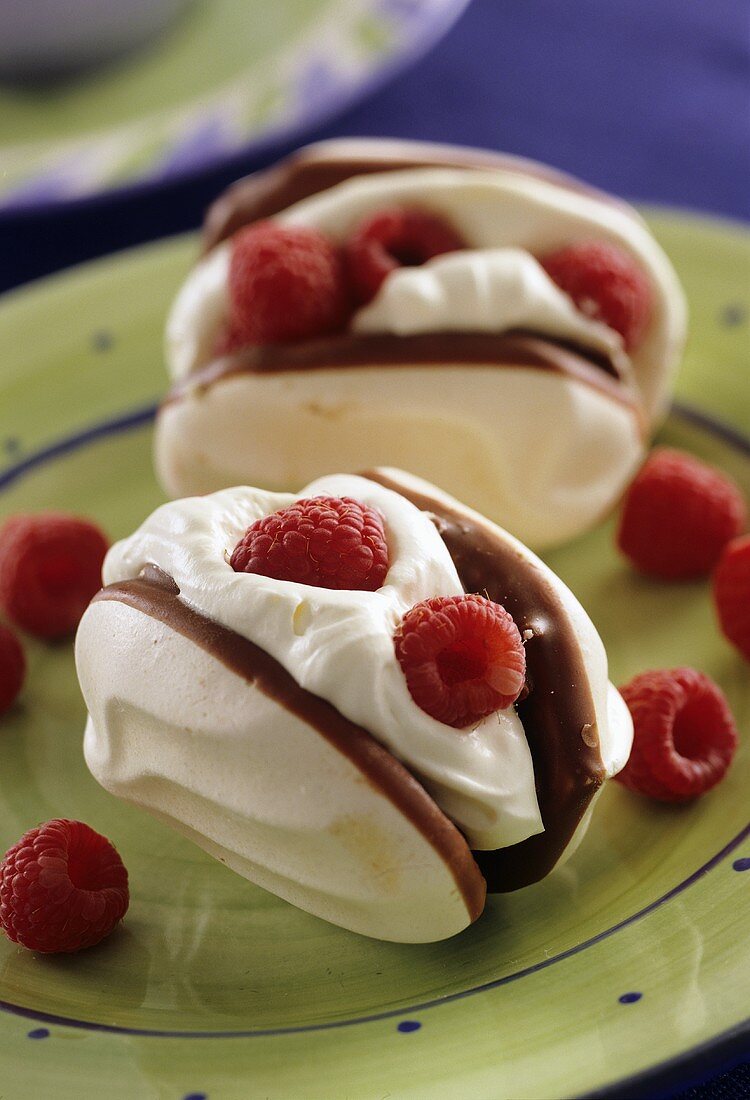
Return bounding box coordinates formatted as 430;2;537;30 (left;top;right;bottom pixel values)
353;248;624;366
166;165;685;423
102;475;545;851
165;241;625;385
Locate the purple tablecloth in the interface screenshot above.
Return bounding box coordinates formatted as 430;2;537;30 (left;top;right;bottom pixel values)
0;2;747;1093
1;0;748;293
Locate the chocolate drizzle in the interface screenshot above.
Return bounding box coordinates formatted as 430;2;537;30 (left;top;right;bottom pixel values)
203;142;629;254
165;331;639;417
189;330;619;378
92;567;486;920
363;470;607;891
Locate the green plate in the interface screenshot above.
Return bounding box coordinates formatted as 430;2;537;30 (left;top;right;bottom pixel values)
0;0;469;211
0;211;748;1099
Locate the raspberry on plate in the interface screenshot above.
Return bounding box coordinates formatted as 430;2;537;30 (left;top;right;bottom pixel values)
230;496;389;591
228;221;349;345
616;667;738;802
713;534;750;661
345;206;466;304
0;624;25;717
0;819;129;953
616;448;746;580
540;239;652;350
394;594;526;729
0;513;109;639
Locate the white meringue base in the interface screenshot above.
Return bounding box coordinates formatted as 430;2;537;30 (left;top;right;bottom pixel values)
155;365;643;550
78;599;481;943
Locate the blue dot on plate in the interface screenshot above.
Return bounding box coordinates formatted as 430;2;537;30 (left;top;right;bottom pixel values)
27;1028;50;1039
182;1093;207;1100
720;303;747;327
618;992;642;1005
733;857;750;872
397;1020;421;1033
91;330;115;352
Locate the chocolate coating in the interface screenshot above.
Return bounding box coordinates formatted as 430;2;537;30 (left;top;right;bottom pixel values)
164;331;640;418
363;471;607;891
203;141;629;254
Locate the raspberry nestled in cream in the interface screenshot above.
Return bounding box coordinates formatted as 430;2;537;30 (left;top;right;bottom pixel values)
76;471;633;942
230;495;389;590
394;594;527;727
157;138;686;548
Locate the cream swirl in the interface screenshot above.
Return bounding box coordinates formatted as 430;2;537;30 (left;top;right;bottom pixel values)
100;473;631;851
353;247;623;363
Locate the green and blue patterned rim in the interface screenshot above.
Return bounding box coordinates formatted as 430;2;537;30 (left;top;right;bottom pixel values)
0;0;470;214
0;209;747;1098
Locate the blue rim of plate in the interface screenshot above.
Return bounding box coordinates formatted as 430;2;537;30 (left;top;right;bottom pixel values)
0;396;747;1100
0;0;471;220
585;1024;750;1100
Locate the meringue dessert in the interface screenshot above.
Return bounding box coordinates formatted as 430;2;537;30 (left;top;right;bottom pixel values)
76;470;633;942
156;137;686;548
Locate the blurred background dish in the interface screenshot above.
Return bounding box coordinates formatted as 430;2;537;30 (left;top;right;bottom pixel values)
0;0;469;213
0;0;192;81
1;1;746;294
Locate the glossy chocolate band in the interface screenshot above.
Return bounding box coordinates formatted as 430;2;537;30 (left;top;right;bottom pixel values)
363;471;606;891
164;331;639;417
203;142;629;254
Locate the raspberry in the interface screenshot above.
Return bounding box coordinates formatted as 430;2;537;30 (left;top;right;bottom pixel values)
230;496;389;591
394;595;526;729
0;513;109;640
616;448;746;579
616;668;738;802
212;323;245;358
713;535;750;661
0;624;25;717
344;207;466;304
228;221;349;345
0;819;129;953
540;240;652;349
